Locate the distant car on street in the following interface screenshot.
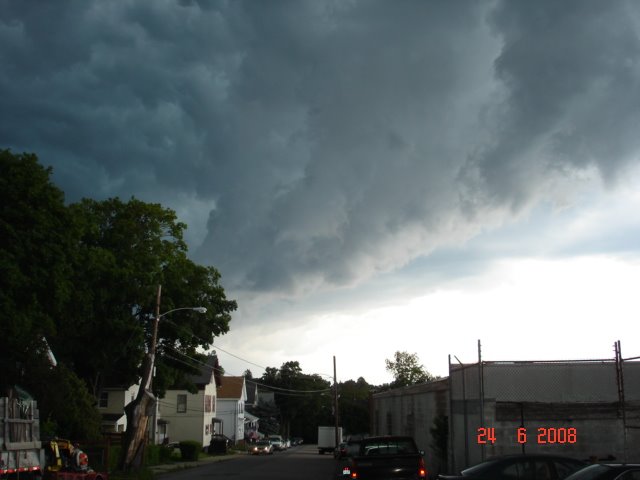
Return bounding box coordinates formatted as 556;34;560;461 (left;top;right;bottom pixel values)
250;439;274;455
437;454;587;480
564;464;640;480
268;435;285;451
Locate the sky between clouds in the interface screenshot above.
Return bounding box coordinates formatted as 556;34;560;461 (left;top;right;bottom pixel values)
2;0;640;385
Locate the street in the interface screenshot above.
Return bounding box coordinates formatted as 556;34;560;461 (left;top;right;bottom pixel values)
158;444;341;480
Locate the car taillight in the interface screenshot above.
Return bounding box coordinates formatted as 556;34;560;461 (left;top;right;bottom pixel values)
418;457;427;479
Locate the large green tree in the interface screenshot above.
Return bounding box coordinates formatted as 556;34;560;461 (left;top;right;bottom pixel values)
1;150;237;445
259;361;332;441
385;351;435;388
59;197;237;398
0;149;101;439
338;377;371;435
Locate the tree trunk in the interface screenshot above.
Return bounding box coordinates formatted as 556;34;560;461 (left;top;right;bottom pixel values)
119;284;162;471
120;388;154;470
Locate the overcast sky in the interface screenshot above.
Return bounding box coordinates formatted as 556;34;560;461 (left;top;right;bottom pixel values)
2;0;640;385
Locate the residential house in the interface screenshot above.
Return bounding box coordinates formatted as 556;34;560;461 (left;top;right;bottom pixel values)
244;379;260;440
245;379;259;408
158;355;222;446
97;383;139;433
217;376;247;443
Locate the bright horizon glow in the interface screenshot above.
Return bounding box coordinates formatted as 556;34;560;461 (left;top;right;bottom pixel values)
215;254;640;386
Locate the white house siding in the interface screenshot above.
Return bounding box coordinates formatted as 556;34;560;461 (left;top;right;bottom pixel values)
98;384;139;432
217;399;244;443
159;387;217;446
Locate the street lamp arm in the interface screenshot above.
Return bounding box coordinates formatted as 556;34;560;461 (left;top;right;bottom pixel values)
159;306;207;318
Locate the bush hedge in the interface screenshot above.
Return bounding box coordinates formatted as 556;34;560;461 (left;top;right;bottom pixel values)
178;441;202;461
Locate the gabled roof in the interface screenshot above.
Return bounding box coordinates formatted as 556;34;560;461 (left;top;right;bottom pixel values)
246;379;258;404
189;355;222;387
217;376;246;400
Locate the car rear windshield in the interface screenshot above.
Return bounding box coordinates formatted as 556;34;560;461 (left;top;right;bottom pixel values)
361;439;418;456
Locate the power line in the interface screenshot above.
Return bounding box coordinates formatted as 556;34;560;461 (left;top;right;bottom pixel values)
162;347;330;394
158;322;332;393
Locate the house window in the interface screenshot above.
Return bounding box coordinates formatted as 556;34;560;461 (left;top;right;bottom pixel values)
204;395;212;413
177;394;187;413
99;391;109;408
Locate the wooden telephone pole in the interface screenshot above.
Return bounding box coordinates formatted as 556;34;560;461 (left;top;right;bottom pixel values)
334;356;339;448
121;285;162;471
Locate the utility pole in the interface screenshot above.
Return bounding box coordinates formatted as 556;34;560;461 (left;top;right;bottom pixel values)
334;356;339;448
121;285;162;470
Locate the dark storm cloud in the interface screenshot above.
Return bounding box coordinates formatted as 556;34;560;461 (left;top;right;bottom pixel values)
2;1;640;294
459;0;640;213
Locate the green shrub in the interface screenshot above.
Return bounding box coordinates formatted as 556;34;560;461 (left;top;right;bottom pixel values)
108;445;122;472
145;445;162;466
159;446;174;462
178;441;202;461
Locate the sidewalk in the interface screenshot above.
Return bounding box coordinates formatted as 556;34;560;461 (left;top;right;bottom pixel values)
148;452;244;475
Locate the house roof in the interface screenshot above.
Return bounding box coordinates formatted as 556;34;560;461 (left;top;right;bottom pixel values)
217;376;246;400
189;355;222;387
246;379;258;404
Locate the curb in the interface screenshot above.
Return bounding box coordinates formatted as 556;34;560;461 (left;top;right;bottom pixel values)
149;453;243;475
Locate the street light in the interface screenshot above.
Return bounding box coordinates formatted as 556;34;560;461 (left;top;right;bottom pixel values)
159;306;207;318
150;305;207;446
123;285;209;469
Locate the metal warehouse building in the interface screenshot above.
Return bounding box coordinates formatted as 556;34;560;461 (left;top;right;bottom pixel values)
371;353;640;476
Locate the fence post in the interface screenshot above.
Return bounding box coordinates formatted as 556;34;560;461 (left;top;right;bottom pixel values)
615;340;628;462
478;340;485;462
448;355;455;474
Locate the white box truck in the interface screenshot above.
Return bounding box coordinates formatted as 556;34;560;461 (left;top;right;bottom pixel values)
317;426;342;454
0;396;44;477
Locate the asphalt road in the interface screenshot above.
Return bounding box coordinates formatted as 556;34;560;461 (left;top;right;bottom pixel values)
158;444;341;480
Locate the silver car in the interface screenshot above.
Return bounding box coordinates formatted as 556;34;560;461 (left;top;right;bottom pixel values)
250;440;274;455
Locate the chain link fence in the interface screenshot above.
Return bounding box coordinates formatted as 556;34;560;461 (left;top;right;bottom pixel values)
448;341;640;473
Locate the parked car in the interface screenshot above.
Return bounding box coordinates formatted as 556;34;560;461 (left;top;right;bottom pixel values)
565;464;640;480
250;439;274;455
345;436;427;479
334;442;349;459
437;454;587;480
209;434;232;454
268;435;285;451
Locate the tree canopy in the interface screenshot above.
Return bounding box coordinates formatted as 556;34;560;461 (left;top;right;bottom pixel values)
385;351;435;387
258;361;332;441
0;149;236;438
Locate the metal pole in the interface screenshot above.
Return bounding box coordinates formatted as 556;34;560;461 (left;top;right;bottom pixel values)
455;356;469;468
478;340;485;461
448;355;456;474
334;356;339;448
615;340;628;462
